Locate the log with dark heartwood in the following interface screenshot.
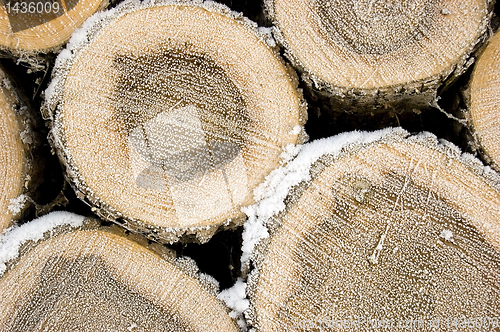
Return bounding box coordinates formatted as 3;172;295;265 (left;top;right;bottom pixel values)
0;0;498;331
245;129;500;331
0;212;240;331
42;0;307;244
265;0;494;113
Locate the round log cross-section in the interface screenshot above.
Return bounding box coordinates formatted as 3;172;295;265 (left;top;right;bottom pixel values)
247;131;500;331
0;0;108;55
0;215;240;331
469;30;500;171
266;0;493;110
0;65;40;231
44;0;306;243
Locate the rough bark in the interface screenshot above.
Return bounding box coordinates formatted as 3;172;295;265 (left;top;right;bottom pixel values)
246;129;500;331
265;0;493;113
0;212;240;331
42;0;307;244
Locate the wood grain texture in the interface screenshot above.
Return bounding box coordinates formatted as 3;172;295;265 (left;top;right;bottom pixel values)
0;221;240;331
266;0;493;111
0;0;108;55
0;65;40;231
43;0;307;244
470;30;500;171
247;132;500;331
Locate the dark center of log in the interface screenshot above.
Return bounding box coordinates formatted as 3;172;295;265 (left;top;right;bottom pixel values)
11;255;192;331
112;49;250;184
315;0;436;55
279;172;500;329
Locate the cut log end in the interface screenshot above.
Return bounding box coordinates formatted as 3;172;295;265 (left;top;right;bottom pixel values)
45;1;307;243
247;131;500;331
470;30;500;171
0;84;23;231
0;216;240;331
0;65;40;231
0;0;109;56
267;0;492;109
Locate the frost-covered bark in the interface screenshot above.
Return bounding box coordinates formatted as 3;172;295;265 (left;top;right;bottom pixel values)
468;30;500;172
243;129;500;331
266;0;493;112
0;212;240;331
0;65;42;232
43;0;307;244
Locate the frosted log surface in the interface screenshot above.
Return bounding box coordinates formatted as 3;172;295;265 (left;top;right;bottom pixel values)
0;213;240;331
246;129;500;331
266;0;492;97
0;0;108;55
470;30;500;171
0;66;38;232
44;0;306;243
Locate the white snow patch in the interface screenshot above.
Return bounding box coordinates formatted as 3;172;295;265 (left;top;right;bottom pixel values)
7;194;28;215
279;143;302;165
0;211;85;276
241;128;403;266
440;229;454;242
256;26;276;47
290;125;302;135
218;278;249;331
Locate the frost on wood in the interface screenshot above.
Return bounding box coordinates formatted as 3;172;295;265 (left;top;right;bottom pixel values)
0;211;85;276
244;129;500;331
0;0;109;58
113;50;249;184
241;128;401;266
218;278;250;331
0;215;240;331
266;0;492;103
0;66;40;232
470;30;500;172
43;0;306;243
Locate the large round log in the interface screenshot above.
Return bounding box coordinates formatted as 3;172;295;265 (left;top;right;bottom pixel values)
0;0;108;60
0;211;240;331
245;129;500;331
265;0;493;112
0;64;41;232
43;0;307;243
469;30;500;171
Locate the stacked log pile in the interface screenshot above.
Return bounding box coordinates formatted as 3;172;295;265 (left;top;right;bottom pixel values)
0;0;499;330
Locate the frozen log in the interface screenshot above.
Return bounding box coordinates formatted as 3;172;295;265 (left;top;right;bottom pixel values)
245;129;500;331
265;0;493;112
468;30;500;172
43;0;307;244
0;0;108;61
0;65;41;232
0;212;241;331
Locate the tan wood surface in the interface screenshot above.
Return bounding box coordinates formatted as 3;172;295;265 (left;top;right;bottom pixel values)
0;0;108;54
266;0;492;110
0;65;40;231
249;135;500;331
0;224;240;331
470;30;500;171
45;1;306;243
